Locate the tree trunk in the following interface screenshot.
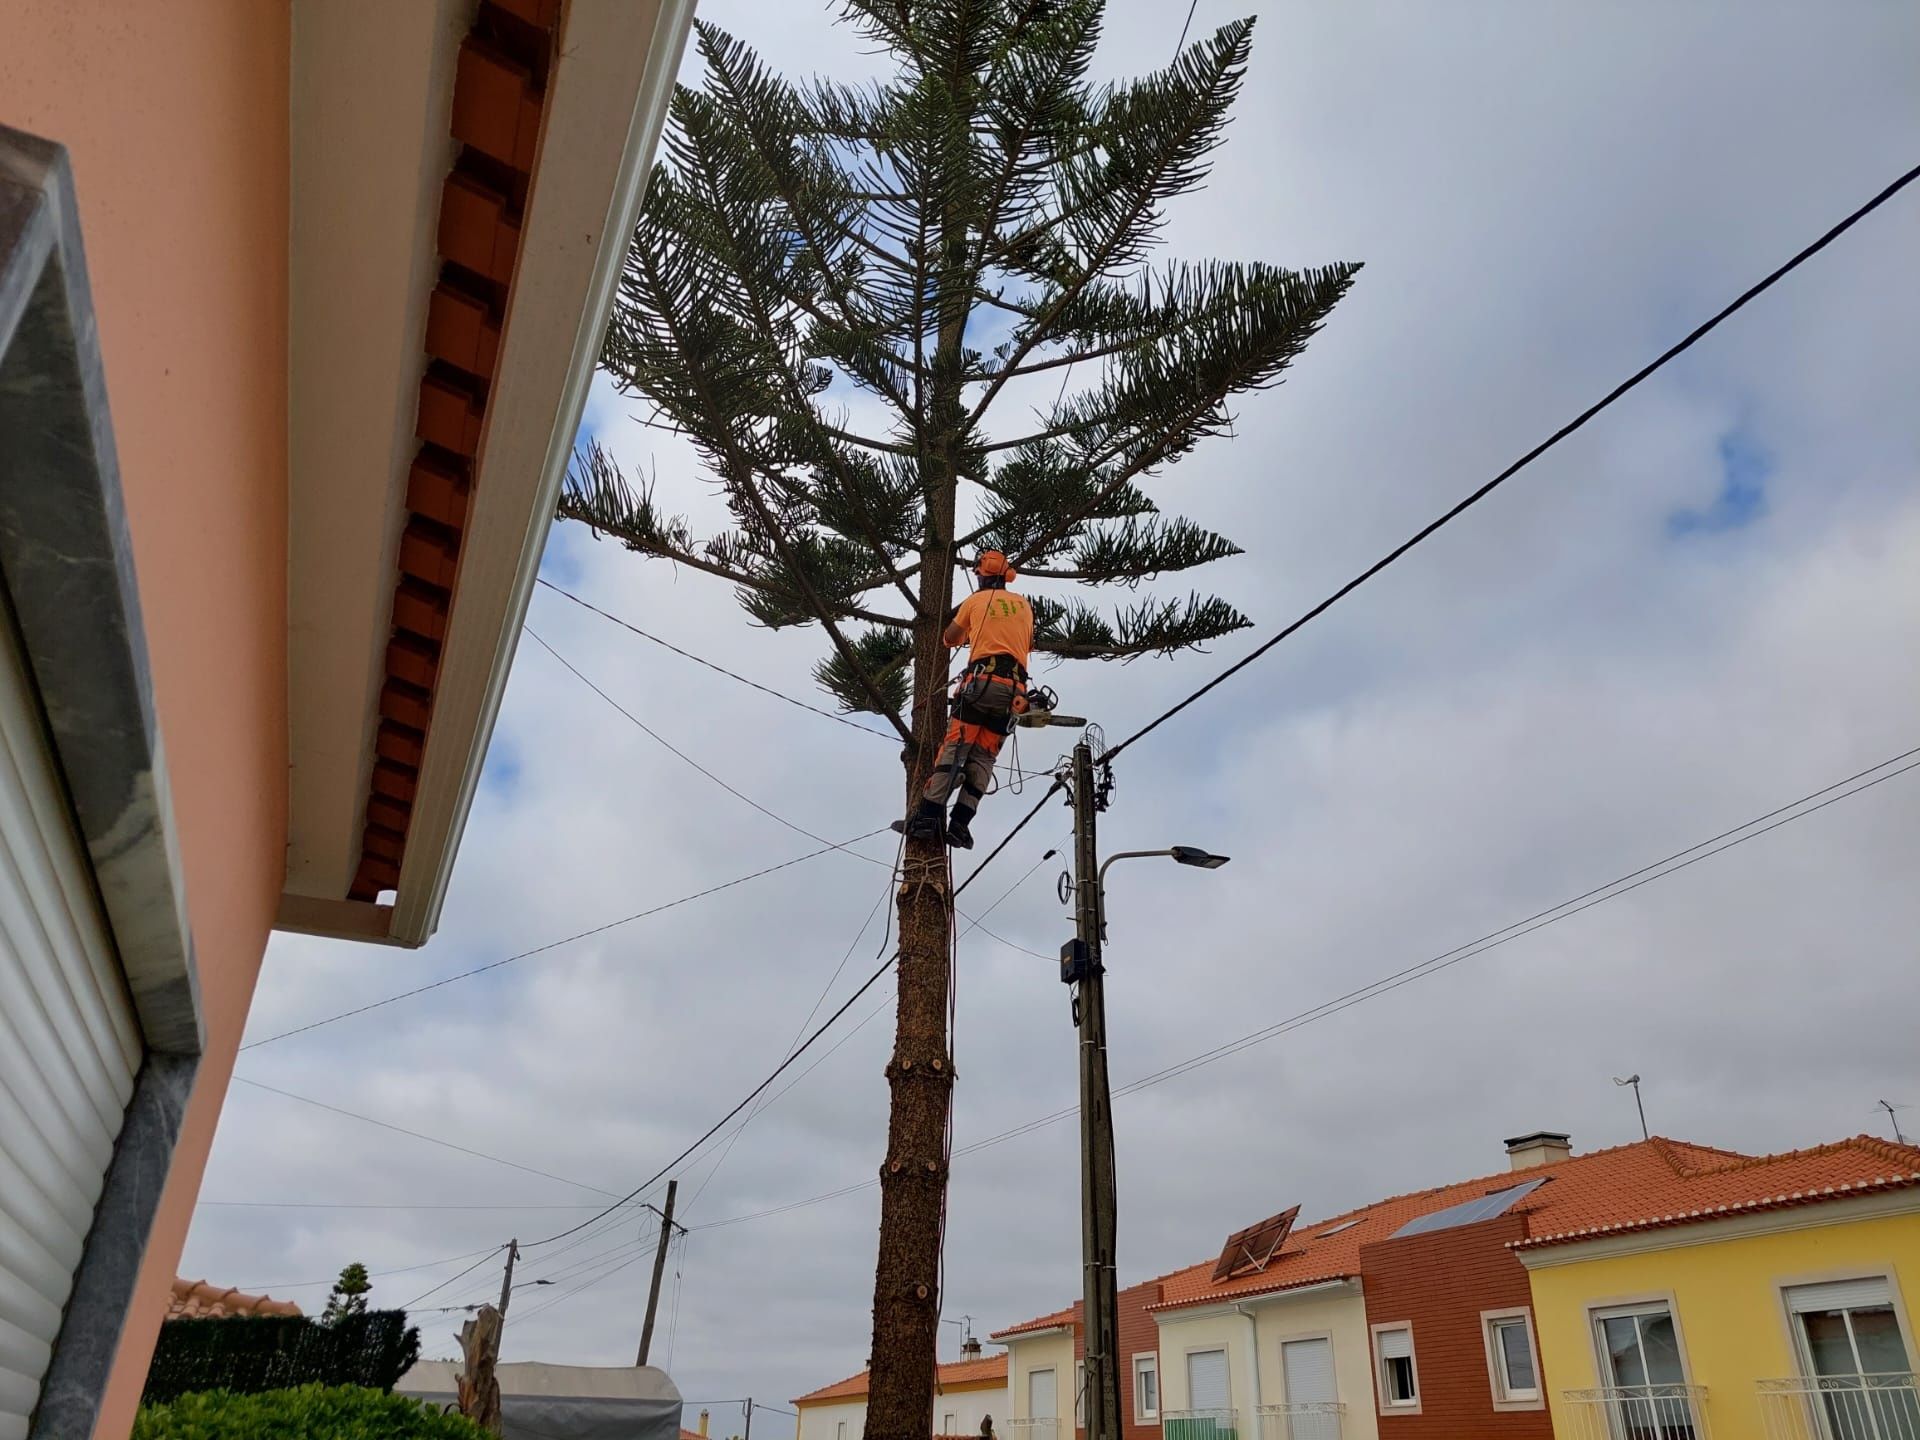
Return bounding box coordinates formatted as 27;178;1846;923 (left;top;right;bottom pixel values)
867;610;957;1439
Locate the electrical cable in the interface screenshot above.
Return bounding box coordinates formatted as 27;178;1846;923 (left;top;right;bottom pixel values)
664;1231;688;1369
242;828;887;1049
535;579;894;740
690;744;1920;1229
1098;160;1920;767
1174;0;1200;53
228;1078;618;1196
527;840;1062;1252
522;948;904;1249
401;1247;509;1311
242;1244;504;1294
197;1200;610;1211
685;840;902;1213
527;627;894;869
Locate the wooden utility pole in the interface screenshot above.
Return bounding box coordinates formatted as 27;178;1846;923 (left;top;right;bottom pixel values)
1070;741;1122;1440
743;1397;755;1440
498;1238;519;1317
637;1179;680;1365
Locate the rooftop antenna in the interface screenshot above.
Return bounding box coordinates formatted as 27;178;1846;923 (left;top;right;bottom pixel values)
1613;1074;1648;1141
1880;1100;1911;1146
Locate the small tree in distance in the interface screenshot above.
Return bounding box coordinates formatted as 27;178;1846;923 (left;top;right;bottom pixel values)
559;4;1357;1435
321;1262;371;1326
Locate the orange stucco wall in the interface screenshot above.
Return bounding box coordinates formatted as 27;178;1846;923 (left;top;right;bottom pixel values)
0;4;291;1436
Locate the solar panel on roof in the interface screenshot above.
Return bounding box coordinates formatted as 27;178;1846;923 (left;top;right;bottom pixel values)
1210;1205;1300;1281
1389;1176;1548;1239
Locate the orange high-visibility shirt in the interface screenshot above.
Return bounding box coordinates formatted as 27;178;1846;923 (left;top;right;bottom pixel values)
952;587;1034;670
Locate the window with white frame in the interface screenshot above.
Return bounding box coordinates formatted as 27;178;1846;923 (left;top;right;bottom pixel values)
1482;1310;1541;1406
1133;1354;1159;1421
836;1422;847;1440
943;1414;956;1434
1373;1325;1419;1409
1075;1361;1087;1427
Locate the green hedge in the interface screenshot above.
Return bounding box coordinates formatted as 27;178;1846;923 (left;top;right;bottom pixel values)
142;1312;420;1403
132;1384;486;1439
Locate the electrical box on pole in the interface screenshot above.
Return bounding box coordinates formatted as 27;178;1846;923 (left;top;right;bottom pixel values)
1070;740;1123;1440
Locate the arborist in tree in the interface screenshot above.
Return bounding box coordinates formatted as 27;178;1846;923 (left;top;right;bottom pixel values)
901;551;1037;850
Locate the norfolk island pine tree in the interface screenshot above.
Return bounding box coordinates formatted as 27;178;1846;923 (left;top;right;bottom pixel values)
556;4;1357;1434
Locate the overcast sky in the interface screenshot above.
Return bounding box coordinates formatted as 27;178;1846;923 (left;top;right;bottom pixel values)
188;3;1919;1431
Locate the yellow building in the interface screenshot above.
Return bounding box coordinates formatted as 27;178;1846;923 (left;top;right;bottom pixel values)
1514;1136;1920;1439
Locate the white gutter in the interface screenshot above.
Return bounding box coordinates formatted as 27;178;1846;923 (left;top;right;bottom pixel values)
1233;1305;1264;1440
392;0;696;943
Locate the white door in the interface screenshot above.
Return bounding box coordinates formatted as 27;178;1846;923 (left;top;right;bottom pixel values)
0;593;142;1440
1030;1367;1057;1420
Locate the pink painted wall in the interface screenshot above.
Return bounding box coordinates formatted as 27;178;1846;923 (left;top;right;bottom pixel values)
0;3;291;1436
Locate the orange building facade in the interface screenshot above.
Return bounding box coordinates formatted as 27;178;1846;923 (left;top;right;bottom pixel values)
0;1;694;1435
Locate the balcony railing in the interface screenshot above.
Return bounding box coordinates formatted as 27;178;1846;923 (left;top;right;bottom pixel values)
1757;1374;1920;1440
1257;1401;1344;1440
1561;1384;1711;1440
1164;1407;1240;1440
1003;1419;1057;1440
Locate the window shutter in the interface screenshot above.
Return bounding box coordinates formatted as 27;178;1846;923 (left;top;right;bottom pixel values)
1281;1338;1336;1406
1029;1368;1057;1420
1376;1329;1413;1361
0;593;143;1440
1786;1278;1893;1313
1186;1349;1230;1410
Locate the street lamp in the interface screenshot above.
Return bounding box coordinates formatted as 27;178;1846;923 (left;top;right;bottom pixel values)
1089;848;1230;935
1065;764;1231;1440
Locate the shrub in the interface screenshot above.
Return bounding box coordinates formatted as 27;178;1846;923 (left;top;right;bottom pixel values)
142;1311;420;1402
131;1383;487;1439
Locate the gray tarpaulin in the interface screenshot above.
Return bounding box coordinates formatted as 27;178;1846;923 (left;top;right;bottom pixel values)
396;1360;683;1440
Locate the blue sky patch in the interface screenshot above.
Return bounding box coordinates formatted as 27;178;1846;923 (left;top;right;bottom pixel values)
1668;426;1772;538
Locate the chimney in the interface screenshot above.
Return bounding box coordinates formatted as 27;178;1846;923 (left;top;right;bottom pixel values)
962;1336;982;1360
1504;1131;1572;1171
699;1411;710;1437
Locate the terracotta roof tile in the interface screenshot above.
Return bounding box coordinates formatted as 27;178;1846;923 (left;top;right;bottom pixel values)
990;1303;1078;1341
167;1277;301;1321
794;1354;1007;1407
1141;1134;1920;1311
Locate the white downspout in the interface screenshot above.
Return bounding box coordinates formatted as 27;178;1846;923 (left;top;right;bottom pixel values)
1234;1305;1264;1440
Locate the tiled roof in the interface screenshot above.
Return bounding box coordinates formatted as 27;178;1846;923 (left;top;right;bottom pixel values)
990;1303;1078;1341
167;1277;302;1320
794;1354;1008;1406
1513;1134;1920;1249
1143;1134;1920;1311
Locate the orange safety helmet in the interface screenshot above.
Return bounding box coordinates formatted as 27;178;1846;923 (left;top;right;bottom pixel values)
974;549;1016;582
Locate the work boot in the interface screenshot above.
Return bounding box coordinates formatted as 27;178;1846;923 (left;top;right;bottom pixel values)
894;799;947;843
946;808;976;850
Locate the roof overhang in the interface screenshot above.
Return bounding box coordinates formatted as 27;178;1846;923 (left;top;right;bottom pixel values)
1147;1276;1359;1319
280;0;694;946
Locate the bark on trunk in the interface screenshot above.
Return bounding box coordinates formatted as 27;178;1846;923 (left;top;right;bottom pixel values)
868;113;973;1435
866;603;958;1440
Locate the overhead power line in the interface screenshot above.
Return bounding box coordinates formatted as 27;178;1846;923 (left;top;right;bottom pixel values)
243;828;887;1049
401;1247;509;1311
535;579;893;740
697;744;1920;1230
526;627;894;867
230;1078;619;1197
1100;160;1920;765
243;1244;504;1294
197;1200;609;1211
